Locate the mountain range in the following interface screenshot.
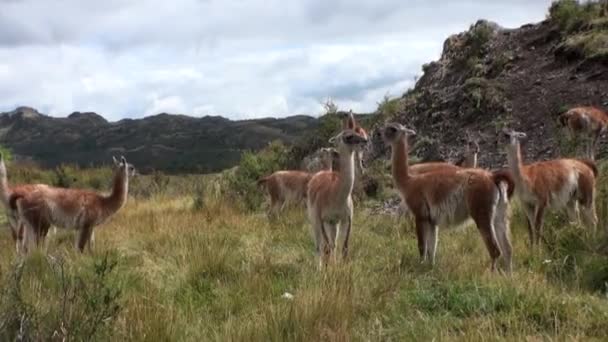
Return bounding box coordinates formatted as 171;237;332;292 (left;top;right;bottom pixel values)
0;106;319;173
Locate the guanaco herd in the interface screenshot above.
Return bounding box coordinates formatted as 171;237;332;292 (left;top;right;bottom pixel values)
1;106;606;276
259;106;606;273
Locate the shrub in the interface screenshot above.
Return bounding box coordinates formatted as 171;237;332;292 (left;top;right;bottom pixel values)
0;253;123;340
285;101;343;170
192;182;206;211
549;0;602;32
367;94;402;128
559;30;608;60
466;21;494;56
462;77;507;118
0;145;13;162
53;164;79;188
224;140;291;210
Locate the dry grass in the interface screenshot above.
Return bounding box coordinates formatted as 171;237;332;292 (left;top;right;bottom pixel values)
0;177;608;340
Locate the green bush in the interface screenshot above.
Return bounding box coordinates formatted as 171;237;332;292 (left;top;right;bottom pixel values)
549;0;602;32
560;30;608;59
462;77;507;118
224;140;291;210
0;253;123;340
466;22;494;57
53;164;79;188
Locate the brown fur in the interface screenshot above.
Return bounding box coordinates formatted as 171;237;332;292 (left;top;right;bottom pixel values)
504;130;598;245
258;171;313;216
577;158;598;177
559;106;608;159
0;154;51;252
409;135;479;175
492;169;516;199
16;157;132;253
384;123;513;273
307;129;368;267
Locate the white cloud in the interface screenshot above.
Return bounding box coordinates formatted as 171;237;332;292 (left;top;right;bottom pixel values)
0;0;554;120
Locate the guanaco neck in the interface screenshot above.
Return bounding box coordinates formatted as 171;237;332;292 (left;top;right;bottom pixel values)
336;149;355;202
391;137;410;190
506;140;526;186
323;153;334;172
463;152;478;168
102;168;129;215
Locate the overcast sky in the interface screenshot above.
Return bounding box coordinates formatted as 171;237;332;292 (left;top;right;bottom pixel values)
0;0;553;121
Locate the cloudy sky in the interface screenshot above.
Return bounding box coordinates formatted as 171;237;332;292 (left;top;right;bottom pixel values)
0;0;553;121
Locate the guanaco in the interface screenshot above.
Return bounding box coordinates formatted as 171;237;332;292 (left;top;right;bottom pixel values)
307;129;368;267
14;156;134;253
0;153;50;253
503;128;598;245
383;123;514;273
559;106;608;160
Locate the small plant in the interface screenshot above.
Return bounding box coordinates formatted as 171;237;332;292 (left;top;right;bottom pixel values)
225;140;290;210
549;0;602;32
53;164;78;188
0;253;123;341
192;183;206;211
462;77;508;118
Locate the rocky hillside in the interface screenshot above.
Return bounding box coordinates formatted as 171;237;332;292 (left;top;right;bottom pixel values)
367;2;608;169
0;107;318;173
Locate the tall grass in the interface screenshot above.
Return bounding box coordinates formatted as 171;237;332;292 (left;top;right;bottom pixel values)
0;168;607;340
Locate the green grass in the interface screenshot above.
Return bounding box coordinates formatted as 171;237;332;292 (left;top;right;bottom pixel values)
550;0;608;61
561;30;608;60
1;180;608;341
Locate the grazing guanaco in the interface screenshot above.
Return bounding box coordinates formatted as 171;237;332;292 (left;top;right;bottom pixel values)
307;129;368;267
257;171;313;216
259;147;338;216
14;156;134;253
0;153;50;253
383;123;514;273
559;106;608;160
340;110;368;174
502;128;598;245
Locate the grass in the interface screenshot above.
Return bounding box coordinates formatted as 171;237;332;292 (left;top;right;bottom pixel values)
1;175;608;341
561;30;608;60
550;0;608;61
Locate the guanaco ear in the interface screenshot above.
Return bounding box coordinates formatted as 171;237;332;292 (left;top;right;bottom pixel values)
346;111;356;130
112;156;119;166
402;127;416;136
121;156;127;165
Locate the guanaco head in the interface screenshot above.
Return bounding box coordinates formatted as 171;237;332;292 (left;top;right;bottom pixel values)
319;147;339;170
329;129;368;154
501;128;527;145
381;123;417;145
320;147;339;159
338;110;356;130
112;156;136;178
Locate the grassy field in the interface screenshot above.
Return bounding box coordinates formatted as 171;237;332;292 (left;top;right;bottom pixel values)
0;169;608;341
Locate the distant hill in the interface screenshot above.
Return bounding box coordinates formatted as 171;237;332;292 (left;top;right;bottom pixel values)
0;107;319;173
